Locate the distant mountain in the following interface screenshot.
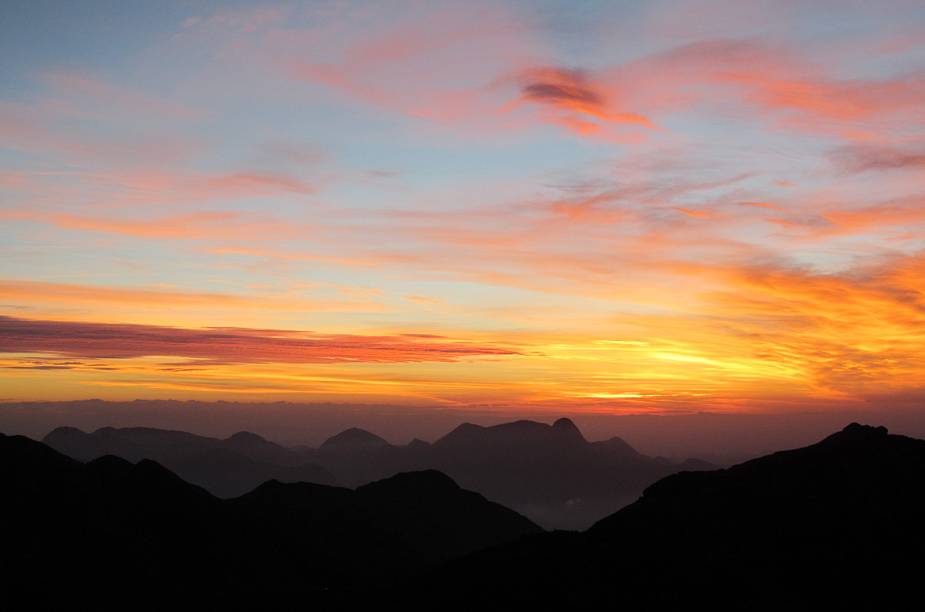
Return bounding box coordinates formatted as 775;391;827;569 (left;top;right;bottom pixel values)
44;419;711;529
320;427;391;452
43;425;335;497
45;425;304;465
170;448;334;497
309;418;715;529
419;417;673;529
409;423;925;607
0;432;539;608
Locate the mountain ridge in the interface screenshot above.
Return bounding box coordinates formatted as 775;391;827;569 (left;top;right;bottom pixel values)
1;430;540;607
406;422;925;608
42;418;713;529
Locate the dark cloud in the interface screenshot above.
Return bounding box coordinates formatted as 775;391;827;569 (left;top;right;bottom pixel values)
831;144;925;173
521;68;605;108
0;315;517;364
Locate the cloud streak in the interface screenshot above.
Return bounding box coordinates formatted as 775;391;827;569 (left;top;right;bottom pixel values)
831;144;925;173
0;280;383;314
0;316;519;365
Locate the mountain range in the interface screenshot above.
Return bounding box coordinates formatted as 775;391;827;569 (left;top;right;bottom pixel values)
44;424;336;497
408;423;925;608
5;422;924;607
0;431;538;608
43;417;711;529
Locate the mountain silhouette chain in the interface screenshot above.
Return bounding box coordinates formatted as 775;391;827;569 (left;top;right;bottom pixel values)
2;422;922;608
41;418;712;530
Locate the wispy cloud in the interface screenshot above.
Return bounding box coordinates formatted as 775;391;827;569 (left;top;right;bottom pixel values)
0;280;384;314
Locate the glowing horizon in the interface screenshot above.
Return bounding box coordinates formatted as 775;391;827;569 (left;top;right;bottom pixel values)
2;1;925;414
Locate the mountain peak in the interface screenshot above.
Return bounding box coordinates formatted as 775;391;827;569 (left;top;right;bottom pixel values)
86;454;133;471
436;418;589;448
45;426;84;437
552;417;586;442
824;422;889;445
42;426;86;445
593;435;640;457
227;431;267;444
842;422;888;436
452;422;484;434
358;469;460;496
321;427;390;451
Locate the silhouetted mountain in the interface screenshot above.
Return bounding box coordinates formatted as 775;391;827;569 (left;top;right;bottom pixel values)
226;468;540;590
45;425;305;464
1;431;539;608
222;429;300;464
417;417;697;529
408;423;925;608
170;448;334;497
320;427;391;452
407;437;431;450
2;432;221;608
308;417;712;528
43;425;335;497
9;423;924;607
44;419;711;529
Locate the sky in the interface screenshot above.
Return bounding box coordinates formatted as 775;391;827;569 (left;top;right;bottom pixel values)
2;0;925;420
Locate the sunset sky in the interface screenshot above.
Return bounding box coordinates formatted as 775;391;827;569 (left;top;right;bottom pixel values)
2;0;925;416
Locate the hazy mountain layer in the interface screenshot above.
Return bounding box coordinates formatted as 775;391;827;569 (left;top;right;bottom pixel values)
45;417;711;529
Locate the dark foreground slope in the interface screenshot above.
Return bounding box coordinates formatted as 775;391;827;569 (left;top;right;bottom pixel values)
406;423;925;608
0;432;539;608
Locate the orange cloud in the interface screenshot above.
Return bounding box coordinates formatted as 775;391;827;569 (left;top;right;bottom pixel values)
696;255;925;393
0;280;383;314
761;194;925;238
823;200;925;234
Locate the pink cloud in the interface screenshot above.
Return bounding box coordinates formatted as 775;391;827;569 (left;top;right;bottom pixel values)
611;38;925;140
3;210;302;240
